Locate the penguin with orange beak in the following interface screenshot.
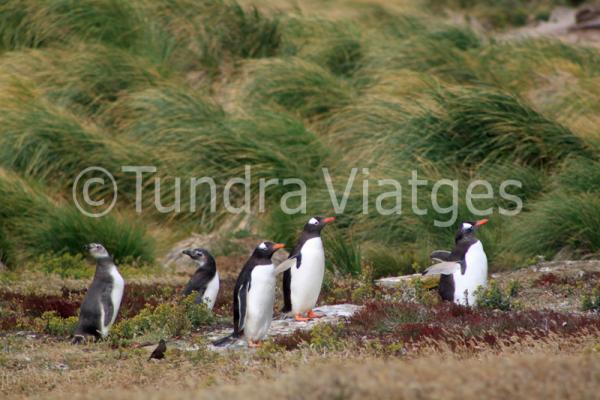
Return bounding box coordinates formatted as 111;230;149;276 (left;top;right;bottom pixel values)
280;216;335;321
214;241;285;348
424;219;489;306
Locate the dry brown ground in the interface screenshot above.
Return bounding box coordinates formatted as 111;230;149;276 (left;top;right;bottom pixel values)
1;334;599;400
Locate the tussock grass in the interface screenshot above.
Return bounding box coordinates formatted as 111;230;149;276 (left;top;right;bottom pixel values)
0;0;140;51
403;87;589;168
281;18;364;78
0;86;155;197
363;24;481;83
139;0;281;75
427;0;573;29
0;0;599;270
0;44;165;117
557;157;600;193
508;192;600;258
0;169;154;263
242;58;355;119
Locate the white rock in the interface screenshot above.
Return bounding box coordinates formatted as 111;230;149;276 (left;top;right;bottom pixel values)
206;304;363;351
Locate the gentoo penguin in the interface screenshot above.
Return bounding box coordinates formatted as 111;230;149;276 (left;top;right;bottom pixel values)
72;243;125;343
182;248;219;310
213;241;285;348
281;216;335;321
423;219;488;306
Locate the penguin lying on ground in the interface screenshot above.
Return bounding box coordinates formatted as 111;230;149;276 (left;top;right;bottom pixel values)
72;243;125;343
423;219;488;306
213;241;287;348
182;248;219;310
280;216;335;321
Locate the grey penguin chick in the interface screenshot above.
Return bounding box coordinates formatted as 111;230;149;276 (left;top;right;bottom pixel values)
181;248;219;310
72;243;125;343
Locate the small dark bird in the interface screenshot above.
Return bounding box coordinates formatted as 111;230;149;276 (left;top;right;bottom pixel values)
148;339;166;360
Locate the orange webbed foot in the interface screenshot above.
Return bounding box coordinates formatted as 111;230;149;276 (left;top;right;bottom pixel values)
248;340;262;348
294;313;311;322
307;310;323;319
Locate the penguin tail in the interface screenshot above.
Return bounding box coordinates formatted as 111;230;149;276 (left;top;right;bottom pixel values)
212;333;238;347
281;304;292;314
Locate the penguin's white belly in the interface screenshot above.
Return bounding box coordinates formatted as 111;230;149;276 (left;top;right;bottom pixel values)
245;264;275;341
203;272;220;310
290;237;325;314
453;241;487;306
104;267;124;336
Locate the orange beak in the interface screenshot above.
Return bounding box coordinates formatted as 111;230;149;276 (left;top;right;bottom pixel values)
323;216;336;224
475;219;489;227
273;243;285;250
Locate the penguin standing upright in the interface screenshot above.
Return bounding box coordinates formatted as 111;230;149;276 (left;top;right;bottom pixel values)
423;219;489;306
213;241;285;348
281;216;335;321
73;243;125;343
182;248;219;310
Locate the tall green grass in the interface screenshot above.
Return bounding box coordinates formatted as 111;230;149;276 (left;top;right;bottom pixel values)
0;0;599;272
0;169;154;264
507;192;600;258
243;58;355;119
402;88;589;168
0;0;140;51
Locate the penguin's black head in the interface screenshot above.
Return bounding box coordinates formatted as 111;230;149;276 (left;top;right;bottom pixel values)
304;216;336;233
253;241;285;258
455;219;488;242
182;248;213;267
84;243;110;259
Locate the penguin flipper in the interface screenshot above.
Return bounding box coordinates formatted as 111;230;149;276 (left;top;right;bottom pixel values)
100;288;115;328
430;250;451;263
281;254;301;313
235;282;249;334
183;269;212;300
275;257;297;275
282;268;292;313
423;261;460;276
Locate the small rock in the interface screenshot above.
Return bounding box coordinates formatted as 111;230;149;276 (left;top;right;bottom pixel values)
553;247;574;262
54;363;69;371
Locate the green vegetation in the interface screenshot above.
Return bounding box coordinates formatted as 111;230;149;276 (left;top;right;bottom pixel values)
427;0;585;29
0;0;598;277
111;294;215;344
581;288;600;312
475;280;516;311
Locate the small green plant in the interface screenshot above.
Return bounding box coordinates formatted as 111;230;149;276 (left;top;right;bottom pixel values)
475;281;514;311
33;311;78;336
308;323;344;352
182;294;215;330
581;288;600;312
111;296;215;342
35;253;91;279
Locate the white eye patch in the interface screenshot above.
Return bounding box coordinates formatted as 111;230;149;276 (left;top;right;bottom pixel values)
309;217;319;225
258;242;268;250
462;222;473;230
